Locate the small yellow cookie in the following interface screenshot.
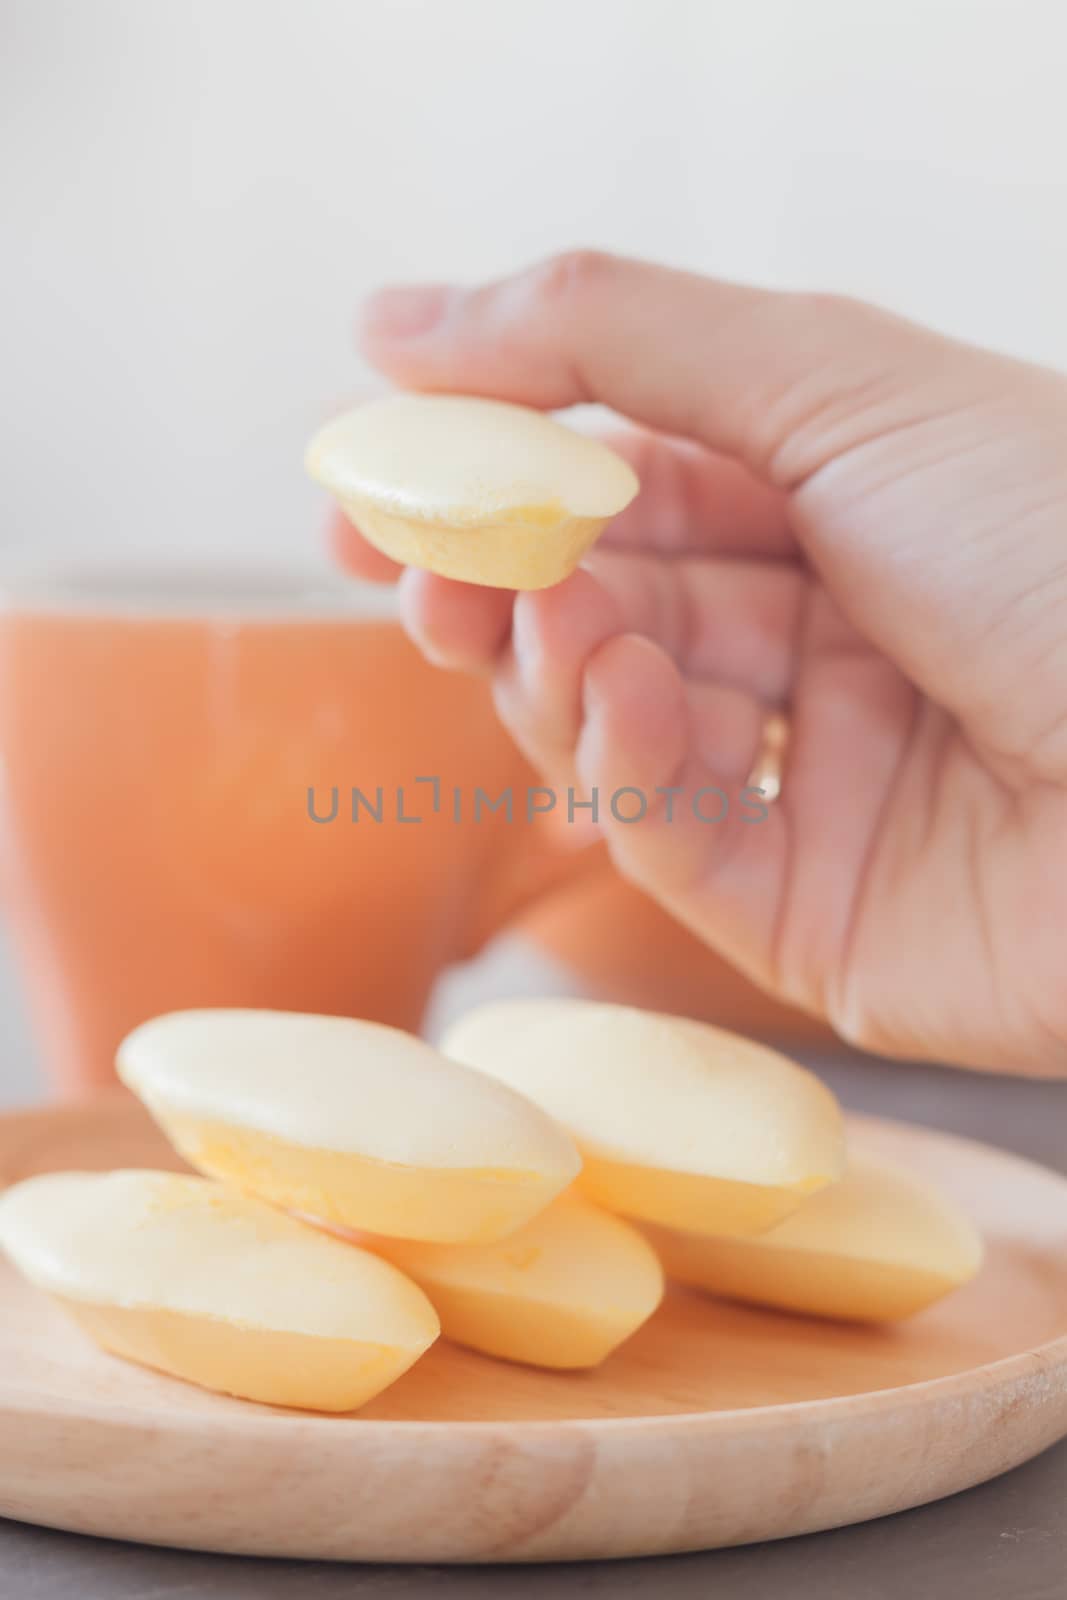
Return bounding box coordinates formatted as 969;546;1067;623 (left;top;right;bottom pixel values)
642;1156;983;1322
359;1192;664;1370
305;393;639;589
0;1170;439;1410
118;1009;581;1243
442;1000;845;1237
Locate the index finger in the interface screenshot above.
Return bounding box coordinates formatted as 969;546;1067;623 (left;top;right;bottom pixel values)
358;251;944;490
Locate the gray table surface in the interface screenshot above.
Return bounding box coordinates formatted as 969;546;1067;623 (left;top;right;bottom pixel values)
3;1052;1067;1599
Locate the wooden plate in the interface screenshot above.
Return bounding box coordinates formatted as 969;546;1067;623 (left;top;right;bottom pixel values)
0;1093;1065;1564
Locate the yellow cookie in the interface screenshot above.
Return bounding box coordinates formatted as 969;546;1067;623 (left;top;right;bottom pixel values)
442;1000;844;1237
642;1155;983;1322
305;393;639;589
0;1170;439;1410
118;1009;581;1242
358;1192;664;1370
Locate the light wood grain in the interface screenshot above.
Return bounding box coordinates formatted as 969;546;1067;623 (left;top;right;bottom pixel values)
0;1093;1066;1563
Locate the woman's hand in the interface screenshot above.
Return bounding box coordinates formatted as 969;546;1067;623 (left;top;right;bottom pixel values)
333;252;1067;1076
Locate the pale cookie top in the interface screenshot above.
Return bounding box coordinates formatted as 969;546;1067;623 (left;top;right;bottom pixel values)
305;393;639;527
442;999;845;1188
0;1170;438;1344
118;1009;581;1177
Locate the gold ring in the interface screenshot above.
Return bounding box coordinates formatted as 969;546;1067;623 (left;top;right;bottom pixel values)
746;711;790;803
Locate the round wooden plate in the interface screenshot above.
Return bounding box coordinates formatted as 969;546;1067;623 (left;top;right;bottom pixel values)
0;1094;1065;1564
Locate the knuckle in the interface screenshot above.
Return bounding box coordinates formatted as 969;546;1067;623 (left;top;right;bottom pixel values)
528;249;615;313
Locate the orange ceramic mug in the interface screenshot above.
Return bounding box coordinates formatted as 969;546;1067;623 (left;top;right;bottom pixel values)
0;565;822;1094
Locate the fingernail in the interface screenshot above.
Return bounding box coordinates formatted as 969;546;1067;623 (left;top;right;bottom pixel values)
361;283;453;342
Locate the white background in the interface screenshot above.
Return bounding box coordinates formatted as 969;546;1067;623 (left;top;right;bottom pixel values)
2;0;1066;1099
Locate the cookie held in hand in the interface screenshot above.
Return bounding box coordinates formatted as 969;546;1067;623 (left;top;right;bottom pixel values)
306;393;639;589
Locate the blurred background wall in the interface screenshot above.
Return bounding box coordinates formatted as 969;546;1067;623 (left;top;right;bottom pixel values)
1;0;1065;1099
3;0;1065;567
